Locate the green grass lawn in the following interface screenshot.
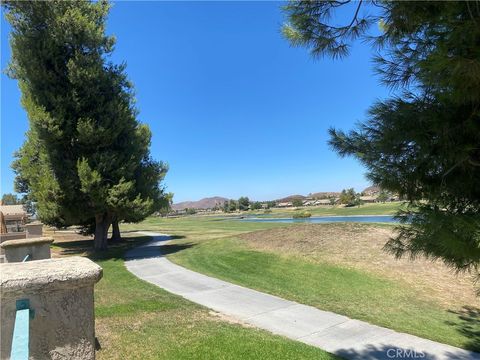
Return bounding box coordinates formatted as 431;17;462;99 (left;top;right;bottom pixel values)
121;215;286;242
85;236;337;359
169;237;479;351
122;215;480;352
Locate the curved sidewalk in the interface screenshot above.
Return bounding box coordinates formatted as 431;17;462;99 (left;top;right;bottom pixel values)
125;232;480;360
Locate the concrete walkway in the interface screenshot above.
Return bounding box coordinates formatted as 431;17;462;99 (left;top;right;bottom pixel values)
125;232;480;360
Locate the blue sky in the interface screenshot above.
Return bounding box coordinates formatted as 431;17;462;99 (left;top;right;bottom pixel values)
1;1;388;203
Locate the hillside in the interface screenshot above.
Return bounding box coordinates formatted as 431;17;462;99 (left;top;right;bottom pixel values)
277;194;306;202
362;185;380;196
172;196;228;210
309;192;340;199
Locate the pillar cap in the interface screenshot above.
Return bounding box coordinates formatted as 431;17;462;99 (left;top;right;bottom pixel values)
1;257;103;296
1;237;53;249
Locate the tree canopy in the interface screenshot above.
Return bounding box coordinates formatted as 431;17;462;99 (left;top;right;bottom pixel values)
283;1;480;274
376;190;390;203
339;188;358;207
251;201;263;210
4;0;168;250
238;197;250;211
223;199;238;213
292;198;303;207
1;193;20;205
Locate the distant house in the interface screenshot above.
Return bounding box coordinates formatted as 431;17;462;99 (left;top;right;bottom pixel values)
0;204;44;259
359;196;377;203
315;199;332;205
276;202;292;208
0;204;27;233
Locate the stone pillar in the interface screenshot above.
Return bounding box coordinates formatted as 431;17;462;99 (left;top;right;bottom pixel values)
0;233;27;258
25;222;43;238
0;257;103;359
0;237;54;263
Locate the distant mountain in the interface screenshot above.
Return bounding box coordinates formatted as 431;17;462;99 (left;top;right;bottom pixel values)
172;196;228;210
277;194;306;202
362;185;380;196
309;192;340;199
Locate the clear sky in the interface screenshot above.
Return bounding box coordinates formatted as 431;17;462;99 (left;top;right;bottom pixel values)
1;1;388;203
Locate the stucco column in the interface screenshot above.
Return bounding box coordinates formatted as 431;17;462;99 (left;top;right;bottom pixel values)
0;257;103;359
25;222;43;238
1;237;53;263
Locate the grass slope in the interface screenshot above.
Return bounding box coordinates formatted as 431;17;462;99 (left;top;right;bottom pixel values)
169;237;479;351
88;238;337;359
121;216;479;352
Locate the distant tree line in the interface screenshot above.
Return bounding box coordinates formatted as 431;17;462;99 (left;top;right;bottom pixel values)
223;197;250;212
221;197;271;213
174;187;396;216
1;193;21;205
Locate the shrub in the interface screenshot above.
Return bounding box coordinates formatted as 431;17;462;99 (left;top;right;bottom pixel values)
293;211;311;219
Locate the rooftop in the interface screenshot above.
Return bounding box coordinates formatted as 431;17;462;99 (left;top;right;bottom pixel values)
0;204;26;216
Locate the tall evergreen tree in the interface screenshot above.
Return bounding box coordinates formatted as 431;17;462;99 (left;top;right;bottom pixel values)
283;1;480;274
4;0;168;250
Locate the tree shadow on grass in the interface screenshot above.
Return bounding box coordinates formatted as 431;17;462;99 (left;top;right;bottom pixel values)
447;306;480;352
53;235;155;261
123;238;196;261
166;235;185;240
121;233;185;240
119;230;186;240
160;243;195;256
53;239;94;253
53;232;188;259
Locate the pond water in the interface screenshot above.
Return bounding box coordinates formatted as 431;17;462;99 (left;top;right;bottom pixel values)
240;215;397;224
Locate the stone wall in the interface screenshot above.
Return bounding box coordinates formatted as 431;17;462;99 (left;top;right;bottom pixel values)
1;237;53;263
0;233;26;256
0;257;103;359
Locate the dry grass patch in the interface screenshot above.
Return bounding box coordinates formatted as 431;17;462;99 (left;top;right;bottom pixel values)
208;310;254;328
239;223;479;310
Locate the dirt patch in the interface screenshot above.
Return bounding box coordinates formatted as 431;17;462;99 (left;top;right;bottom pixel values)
239;223;479;310
208;310;254;328
45;228;94;257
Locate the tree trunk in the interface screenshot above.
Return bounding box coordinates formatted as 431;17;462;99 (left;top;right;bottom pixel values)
94;212;112;251
111;217;121;242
